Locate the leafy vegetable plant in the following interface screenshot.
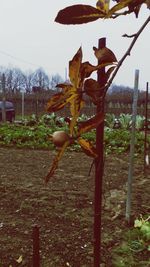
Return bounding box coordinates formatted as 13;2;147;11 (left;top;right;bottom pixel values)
134;215;150;251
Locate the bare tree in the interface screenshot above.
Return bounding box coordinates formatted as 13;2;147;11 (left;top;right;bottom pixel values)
0;65;64;93
49;73;63;90
24;71;35;93
5;67;26;93
31;68;50;90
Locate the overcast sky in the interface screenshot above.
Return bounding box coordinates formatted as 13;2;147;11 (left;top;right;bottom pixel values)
0;0;149;89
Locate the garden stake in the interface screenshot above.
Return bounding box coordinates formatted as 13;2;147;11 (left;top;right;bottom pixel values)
33;224;40;267
21;91;25;120
125;69;139;224
144;82;149;173
1;73;6;122
94;37;106;267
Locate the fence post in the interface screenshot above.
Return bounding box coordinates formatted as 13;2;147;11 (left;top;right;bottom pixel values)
22;91;25;120
33;224;40;267
2;73;6;122
144;82;149;173
125;69;139;224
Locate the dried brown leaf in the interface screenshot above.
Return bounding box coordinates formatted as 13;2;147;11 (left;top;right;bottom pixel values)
55;4;105;25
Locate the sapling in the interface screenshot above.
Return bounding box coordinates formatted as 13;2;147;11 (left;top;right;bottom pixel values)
45;1;150;266
46;1;150;181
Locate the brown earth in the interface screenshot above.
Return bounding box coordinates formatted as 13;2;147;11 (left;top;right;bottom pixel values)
0;147;150;267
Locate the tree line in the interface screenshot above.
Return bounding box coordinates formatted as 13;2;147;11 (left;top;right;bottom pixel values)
0;65;148;107
106;84;148;106
0;66;64;93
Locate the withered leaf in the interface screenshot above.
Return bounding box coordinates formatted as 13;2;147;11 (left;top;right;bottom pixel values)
93;47;117;63
45;140;70;183
105;66;116;82
46;93;67;112
96;0;110;14
69;47;82;88
78;138;98;158
78;112;104;134
80;61;97;79
108;0;145;16
81;61;115;80
84;78;102;103
55;5;105;25
46;83;73;113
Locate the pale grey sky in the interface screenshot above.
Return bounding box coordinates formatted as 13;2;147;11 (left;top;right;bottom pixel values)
0;0;149;89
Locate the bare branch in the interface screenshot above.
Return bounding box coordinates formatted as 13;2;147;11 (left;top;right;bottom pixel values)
105;15;150;93
112;10;131;18
122;33;136;38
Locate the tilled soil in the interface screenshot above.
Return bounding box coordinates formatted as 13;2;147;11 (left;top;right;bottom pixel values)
0;147;149;266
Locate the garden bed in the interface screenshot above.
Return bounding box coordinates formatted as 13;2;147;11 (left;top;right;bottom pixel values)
0;147;150;266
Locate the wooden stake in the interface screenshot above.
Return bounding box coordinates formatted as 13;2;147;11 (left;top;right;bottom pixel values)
33;224;40;267
94;37;106;267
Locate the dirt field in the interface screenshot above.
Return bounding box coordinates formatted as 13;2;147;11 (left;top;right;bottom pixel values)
0;147;150;266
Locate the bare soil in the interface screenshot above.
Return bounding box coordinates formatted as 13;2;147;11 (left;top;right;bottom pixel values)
0;147;150;266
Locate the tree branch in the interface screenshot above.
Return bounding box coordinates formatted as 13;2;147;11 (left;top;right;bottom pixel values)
122;33;136;38
112;10;132;18
104;14;150;94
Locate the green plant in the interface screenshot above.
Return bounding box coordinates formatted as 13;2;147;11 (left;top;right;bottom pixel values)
135;115;145;130
0;117;147;153
25;114;37;126
105;113;116;129
39;113;56;125
77;113;89;122
134;215;150;251
105;128;129;153
119;113;132;130
0;123;53;149
111;216;150;266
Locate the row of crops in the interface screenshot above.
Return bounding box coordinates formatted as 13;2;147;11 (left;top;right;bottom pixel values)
0;113;149;154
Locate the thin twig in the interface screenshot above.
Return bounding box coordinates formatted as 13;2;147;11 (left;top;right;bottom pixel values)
112;10;131;18
88;159;95;176
84;16;150;105
122;33;136;38
105;15;150;93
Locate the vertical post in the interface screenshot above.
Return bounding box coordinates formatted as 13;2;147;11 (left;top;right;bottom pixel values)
144;82;149;173
94;37;106;267
35;94;38;121
125;69;139;224
33;224;40;267
22;91;25;120
2;73;6;122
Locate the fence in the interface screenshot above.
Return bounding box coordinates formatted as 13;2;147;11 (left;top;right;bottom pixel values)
13;102;148;118
0;92;149;118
